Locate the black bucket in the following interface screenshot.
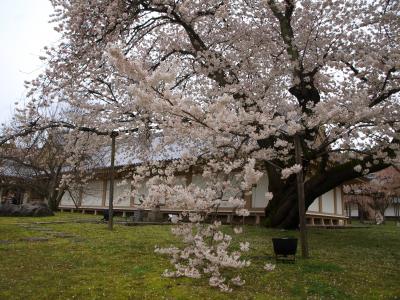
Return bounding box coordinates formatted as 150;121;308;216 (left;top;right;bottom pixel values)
272;237;298;261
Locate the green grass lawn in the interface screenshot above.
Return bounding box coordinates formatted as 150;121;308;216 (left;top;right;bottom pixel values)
0;213;399;300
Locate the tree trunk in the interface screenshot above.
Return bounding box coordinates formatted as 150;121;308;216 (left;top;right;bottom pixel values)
47;192;60;211
46;185;65;211
264;161;390;229
264;187;316;229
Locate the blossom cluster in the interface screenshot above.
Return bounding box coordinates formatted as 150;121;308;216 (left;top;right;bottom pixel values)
154;219;251;292
281;164;302;179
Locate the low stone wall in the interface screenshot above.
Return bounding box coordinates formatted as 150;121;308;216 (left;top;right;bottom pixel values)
0;202;54;217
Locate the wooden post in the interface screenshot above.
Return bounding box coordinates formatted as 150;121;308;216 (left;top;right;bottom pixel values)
294;134;309;258
348;202;352;224
108;131;118;230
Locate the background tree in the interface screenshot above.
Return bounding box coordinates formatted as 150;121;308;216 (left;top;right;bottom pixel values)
344;166;400;224
0;112;106;210
2;0;399;228
0;131;66;209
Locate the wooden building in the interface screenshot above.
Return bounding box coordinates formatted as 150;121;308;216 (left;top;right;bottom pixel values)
59;140;348;226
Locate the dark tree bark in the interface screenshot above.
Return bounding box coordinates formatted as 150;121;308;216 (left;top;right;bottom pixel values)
264;160;390;229
47;187;66;211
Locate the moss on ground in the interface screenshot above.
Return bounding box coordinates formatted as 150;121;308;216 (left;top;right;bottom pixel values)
0;213;399;299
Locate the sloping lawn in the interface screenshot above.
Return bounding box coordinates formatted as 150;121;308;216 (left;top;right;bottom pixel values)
0;213;399;299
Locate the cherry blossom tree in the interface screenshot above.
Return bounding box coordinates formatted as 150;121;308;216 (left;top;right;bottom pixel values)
344;167;400;224
0;130;67;209
3;0;400;230
0;109;107;210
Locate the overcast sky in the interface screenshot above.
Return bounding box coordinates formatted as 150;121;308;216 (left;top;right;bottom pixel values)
0;0;58;124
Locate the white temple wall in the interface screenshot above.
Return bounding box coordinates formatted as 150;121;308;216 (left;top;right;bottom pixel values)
220;174;241;208
321;190;335;214
114;179;131;207
130;181;148;205
307;199;319;212
192;173;243;208
59;170;347;219
336;187;343;214
385;206;396;217
60;189;80;206
81;181;103;206
252;174;269;208
350;203;359;217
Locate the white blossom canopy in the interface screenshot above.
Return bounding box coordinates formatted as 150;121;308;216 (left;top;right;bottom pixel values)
3;0;399;227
